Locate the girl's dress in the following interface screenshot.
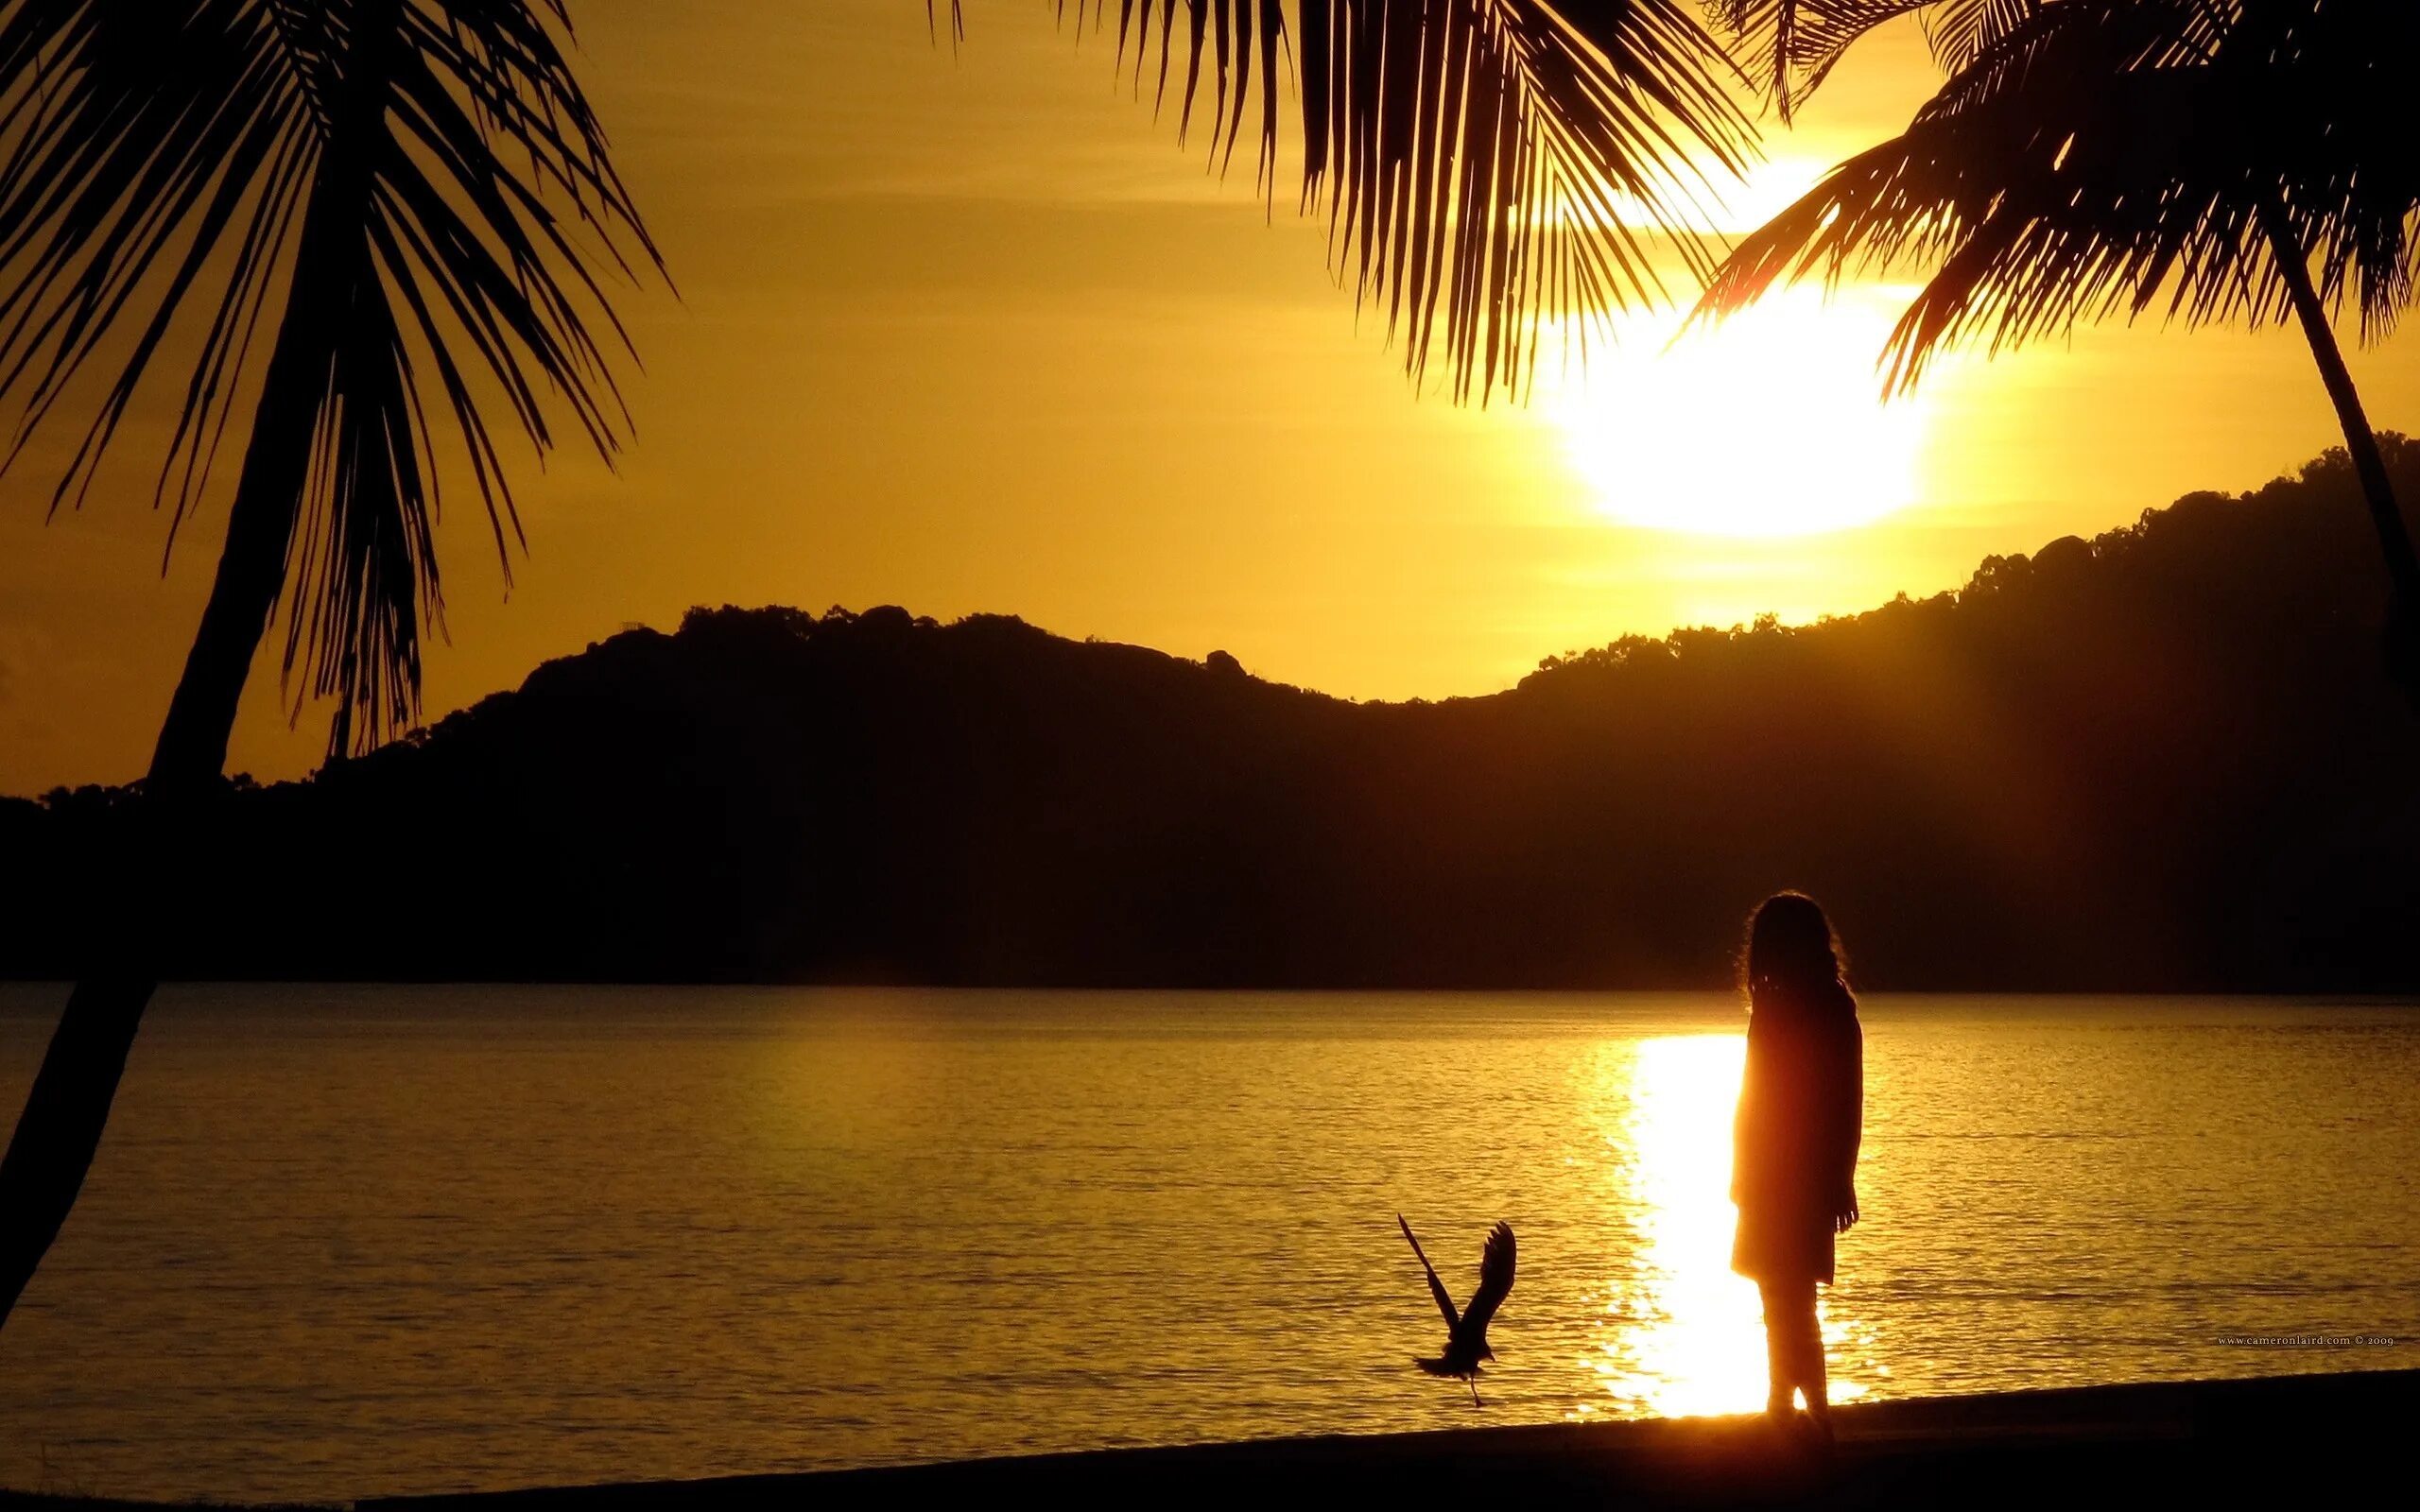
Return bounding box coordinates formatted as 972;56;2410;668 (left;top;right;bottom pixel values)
1731;982;1863;1286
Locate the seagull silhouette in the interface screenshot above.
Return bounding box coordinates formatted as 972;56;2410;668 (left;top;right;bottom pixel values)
1398;1213;1516;1405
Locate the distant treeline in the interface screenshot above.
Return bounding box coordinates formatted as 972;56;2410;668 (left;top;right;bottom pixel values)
9;442;2420;991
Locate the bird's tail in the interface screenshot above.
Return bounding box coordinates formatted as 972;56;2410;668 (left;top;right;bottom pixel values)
1413;1356;1460;1378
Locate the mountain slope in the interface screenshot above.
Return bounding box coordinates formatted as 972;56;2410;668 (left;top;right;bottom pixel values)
9;443;2418;989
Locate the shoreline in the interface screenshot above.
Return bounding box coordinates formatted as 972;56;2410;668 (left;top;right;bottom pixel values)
9;1367;2407;1510
370;1366;2420;1508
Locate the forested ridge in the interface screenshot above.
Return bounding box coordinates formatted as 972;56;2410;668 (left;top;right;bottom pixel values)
9;443;2416;991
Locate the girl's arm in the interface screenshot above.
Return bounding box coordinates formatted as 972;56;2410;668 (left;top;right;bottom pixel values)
1833;1023;1864;1230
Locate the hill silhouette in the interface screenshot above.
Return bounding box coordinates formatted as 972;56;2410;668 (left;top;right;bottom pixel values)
8;442;2419;990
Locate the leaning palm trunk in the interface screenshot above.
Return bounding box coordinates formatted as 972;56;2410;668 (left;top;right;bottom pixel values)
0;74;385;1325
2258;203;2420;693
0;0;658;1336
0;982;152;1322
147;230;360;786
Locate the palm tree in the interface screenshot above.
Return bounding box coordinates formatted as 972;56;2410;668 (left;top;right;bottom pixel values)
0;0;660;1332
1698;1;2420;690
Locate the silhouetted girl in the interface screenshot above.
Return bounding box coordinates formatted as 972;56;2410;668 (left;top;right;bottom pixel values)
1730;892;1862;1439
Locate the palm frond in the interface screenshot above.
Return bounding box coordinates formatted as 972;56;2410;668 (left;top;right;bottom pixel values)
2228;0;2420;346
1709;0;2055;119
1005;2;1760;403
1919;0;2042;72
1707;0;1928;121
0;0;661;756
1694;0;2418;392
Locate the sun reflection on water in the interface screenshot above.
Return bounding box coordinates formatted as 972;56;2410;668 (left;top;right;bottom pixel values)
1589;1035;1873;1418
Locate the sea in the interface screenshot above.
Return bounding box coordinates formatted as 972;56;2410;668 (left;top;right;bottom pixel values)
1;986;2413;1503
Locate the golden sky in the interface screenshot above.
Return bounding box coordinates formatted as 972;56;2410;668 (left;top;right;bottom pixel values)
3;1;2414;795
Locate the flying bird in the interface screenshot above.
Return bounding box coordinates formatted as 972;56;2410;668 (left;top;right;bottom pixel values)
1398;1213;1516;1405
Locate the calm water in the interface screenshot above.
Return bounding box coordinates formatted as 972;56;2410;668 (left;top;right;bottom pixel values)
2;987;2415;1502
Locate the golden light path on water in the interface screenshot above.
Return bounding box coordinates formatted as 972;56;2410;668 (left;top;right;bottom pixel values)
1583;1035;1876;1418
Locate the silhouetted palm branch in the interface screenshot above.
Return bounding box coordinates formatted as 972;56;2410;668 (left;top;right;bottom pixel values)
1920;0;2043;71
0;0;661;754
984;2;1758;402
1696;1;2414;393
1709;0;2048;119
1710;0;1908;120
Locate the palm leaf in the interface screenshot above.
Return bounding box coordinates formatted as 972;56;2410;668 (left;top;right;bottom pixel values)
1708;0;2048;119
1707;0;1927;121
1920;0;2043;72
0;0;661;756
984;2;1760;402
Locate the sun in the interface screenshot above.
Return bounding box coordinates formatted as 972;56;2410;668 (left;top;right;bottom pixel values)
1547;284;1936;538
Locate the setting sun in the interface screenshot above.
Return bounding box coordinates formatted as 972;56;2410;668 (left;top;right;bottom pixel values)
1549;284;1939;539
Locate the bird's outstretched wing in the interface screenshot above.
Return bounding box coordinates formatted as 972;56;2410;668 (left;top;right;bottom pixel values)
1398;1213;1460;1331
1459;1222;1516;1338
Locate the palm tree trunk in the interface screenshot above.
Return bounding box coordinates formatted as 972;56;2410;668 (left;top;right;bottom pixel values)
0;213;348;1332
0;0;402;1336
2259;202;2420;704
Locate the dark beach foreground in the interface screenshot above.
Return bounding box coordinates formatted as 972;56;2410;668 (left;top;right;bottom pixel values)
9;1367;2405;1511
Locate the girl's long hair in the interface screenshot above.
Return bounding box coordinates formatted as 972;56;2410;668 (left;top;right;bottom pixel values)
1740;891;1853;1020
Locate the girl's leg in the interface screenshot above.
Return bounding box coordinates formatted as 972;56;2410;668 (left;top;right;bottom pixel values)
1755;1280;1797;1415
1794;1282;1832;1436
